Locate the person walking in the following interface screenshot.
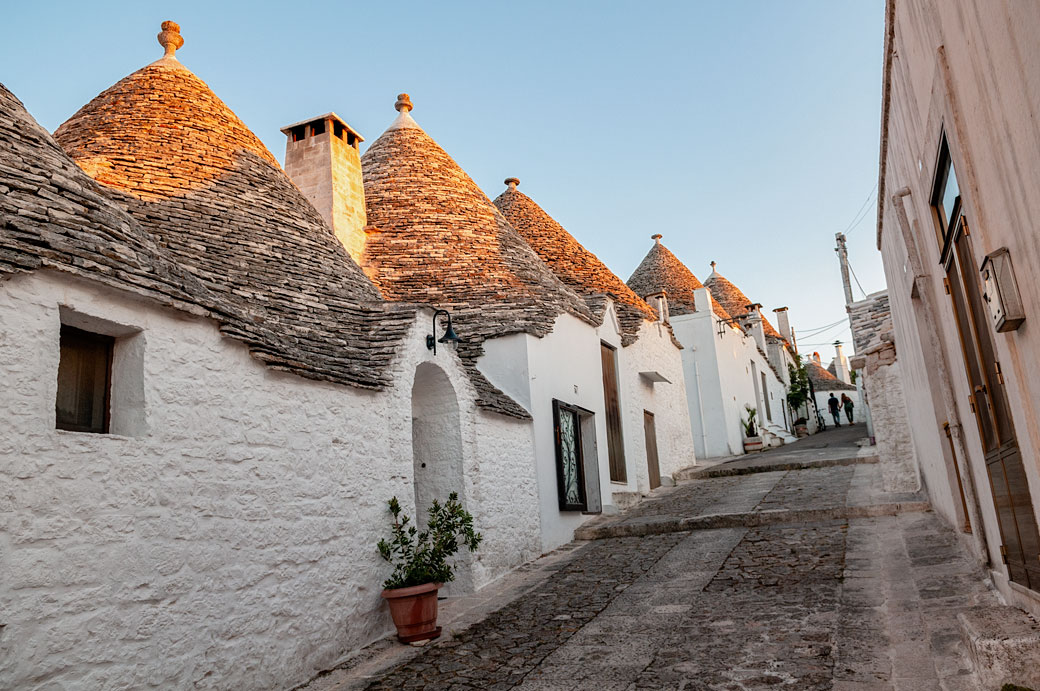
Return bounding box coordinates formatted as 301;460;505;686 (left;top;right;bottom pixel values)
828;393;842;427
841;393;855;423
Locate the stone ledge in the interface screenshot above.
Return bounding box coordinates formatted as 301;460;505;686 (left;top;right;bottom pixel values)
573;500;931;540
958;605;1040;690
675;453;879;480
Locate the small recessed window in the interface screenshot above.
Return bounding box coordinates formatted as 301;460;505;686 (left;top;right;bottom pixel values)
56;325;113;434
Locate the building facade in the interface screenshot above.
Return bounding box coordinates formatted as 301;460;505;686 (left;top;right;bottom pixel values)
877;0;1040;611
627;238;795;458
0;23;701;689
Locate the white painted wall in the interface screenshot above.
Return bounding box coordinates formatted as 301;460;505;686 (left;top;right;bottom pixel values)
477;301;696;552
878;0;1040;610
613;307;698;491
0;270;541;690
670;288;788;458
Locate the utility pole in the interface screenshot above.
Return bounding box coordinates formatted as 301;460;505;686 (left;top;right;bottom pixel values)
835;232;854;306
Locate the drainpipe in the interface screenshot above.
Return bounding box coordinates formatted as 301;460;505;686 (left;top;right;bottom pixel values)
691;346;708;460
892;187;989;562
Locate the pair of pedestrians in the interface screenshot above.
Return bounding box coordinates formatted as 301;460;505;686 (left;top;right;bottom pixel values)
828;393;854;426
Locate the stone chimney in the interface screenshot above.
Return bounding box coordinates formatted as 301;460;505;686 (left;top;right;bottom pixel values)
773;306;796;353
645;291;669;323
833;341;851;383
813;351;822;366
281;113;367;263
744;303;766;352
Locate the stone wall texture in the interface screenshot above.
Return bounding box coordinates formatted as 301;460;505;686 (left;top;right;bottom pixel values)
864;345;919;493
0;272;541;690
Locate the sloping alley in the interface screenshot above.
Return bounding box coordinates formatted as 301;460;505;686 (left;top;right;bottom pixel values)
304;426;1038;691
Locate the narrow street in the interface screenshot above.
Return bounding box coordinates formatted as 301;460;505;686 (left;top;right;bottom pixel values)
305;426;1014;691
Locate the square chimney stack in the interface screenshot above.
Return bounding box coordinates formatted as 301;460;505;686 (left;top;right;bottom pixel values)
281;113;367;263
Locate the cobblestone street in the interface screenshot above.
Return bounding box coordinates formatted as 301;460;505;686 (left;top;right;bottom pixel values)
304;426;1033;691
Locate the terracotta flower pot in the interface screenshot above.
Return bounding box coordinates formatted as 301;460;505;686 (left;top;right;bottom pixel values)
382;582;443;643
743;436;763;453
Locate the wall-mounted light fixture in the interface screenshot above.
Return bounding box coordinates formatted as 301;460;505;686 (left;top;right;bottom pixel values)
427;309;461;354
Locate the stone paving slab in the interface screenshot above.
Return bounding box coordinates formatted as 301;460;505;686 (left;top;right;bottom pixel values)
299;425;1040;691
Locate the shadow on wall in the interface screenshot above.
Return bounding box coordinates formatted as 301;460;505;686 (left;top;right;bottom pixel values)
411;361;472;595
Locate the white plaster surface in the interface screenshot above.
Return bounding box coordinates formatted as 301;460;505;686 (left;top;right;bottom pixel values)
670;289;790;459
476;302;696;553
878;0;1040;603
0;270;541;690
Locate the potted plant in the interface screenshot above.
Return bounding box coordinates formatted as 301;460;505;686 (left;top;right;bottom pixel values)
377;492;482;643
741;405;763;453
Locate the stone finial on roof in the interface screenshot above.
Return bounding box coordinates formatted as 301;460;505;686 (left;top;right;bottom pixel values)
157;21;184;60
505;177;520;189
651;234;662;245
394;93;413;113
710;260;717;271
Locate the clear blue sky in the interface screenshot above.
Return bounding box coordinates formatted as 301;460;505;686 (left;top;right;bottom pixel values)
1;1;886;357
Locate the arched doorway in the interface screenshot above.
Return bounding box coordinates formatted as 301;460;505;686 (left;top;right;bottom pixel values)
411;362;472;594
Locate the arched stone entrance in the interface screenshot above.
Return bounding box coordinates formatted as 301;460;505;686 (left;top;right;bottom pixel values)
411;362;472;594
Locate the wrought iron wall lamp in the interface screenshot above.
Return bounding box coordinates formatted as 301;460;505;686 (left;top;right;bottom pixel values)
427;309;461;354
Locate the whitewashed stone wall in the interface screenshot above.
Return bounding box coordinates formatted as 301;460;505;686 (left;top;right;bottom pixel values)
478;303;696;552
0;270;540;690
862;344;919;493
671;288;789;458
614;308;698;488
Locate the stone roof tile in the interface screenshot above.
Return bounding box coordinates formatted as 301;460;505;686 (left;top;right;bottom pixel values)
626;238;731;319
48;27;417;391
807;360;855;391
360;96;597;417
492;182;657;346
704;266;784;341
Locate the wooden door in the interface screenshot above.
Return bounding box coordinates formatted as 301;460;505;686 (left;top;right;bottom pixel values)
933;136;1039;589
643;411;661;490
600;342;627;482
946;224;1039;589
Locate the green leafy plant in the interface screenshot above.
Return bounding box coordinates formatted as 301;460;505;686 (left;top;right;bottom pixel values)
786;355;811;412
377;493;482;590
741;405;758;437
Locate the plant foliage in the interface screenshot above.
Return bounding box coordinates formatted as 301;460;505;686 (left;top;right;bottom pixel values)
786;355;811;412
741;405;758;438
377;493;482;590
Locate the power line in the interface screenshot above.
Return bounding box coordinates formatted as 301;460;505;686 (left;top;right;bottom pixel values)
840;182;878;236
849;263;869;299
796;318;847;337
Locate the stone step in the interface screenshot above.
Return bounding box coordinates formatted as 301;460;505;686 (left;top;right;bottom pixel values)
958;605;1040;690
676;453;879;481
573;500;931;541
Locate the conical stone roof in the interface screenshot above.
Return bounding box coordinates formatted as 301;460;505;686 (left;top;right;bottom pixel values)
360;96;595;416
51;23;415;391
704;265;783;340
626;237;730;319
807;360;855;391
0;81;211;314
493;181;657;346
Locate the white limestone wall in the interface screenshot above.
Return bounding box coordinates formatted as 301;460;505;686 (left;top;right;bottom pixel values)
479;313;608;551
671;291;788;458
862;359;919;492
611;307;697;492
0;270;540;691
878;0;1040;603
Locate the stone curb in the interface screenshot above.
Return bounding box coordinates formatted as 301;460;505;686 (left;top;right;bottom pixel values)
573;500;931;540
676;454;879;481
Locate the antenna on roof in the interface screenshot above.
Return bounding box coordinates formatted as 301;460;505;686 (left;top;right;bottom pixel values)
157;21;184;60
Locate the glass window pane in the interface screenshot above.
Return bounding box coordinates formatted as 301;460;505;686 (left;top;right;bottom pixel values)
941;162;960;231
